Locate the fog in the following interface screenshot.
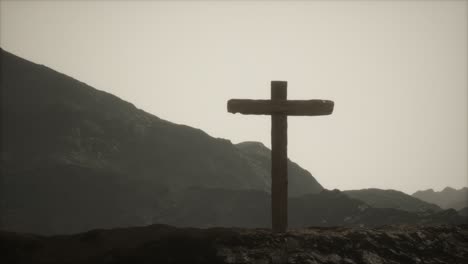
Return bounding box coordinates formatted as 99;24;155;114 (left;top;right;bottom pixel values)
1;0;466;194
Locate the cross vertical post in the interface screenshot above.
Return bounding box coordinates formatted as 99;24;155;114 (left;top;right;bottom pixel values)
271;81;288;233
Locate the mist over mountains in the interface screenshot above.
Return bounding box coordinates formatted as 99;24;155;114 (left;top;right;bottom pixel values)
343;188;441;213
0;48;466;235
413;187;468;211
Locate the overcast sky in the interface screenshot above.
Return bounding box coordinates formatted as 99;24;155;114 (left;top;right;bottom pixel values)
1;0;466;194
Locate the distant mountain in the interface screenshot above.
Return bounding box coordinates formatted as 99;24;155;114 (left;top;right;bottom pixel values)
343;188;441;213
157;188;464;228
412;187;468;210
0;48;322;234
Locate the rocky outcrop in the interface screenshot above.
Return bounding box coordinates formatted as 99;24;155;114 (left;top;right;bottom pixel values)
1;224;467;264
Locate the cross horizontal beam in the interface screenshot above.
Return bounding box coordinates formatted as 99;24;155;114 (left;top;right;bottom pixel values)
227;99;334;116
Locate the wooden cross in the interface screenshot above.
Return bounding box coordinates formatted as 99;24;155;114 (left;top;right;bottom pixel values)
227;81;334;232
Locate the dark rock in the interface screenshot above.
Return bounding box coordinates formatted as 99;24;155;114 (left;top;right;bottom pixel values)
1;224;467;264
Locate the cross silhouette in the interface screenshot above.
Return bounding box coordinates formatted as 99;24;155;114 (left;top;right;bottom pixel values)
227;81;334;232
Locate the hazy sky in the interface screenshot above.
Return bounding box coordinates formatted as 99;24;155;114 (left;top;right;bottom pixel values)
1;0;467;194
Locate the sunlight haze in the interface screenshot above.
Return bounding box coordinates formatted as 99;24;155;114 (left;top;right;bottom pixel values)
1;0;466;194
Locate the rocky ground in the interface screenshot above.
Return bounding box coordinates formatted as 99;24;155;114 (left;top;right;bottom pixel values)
1;224;467;264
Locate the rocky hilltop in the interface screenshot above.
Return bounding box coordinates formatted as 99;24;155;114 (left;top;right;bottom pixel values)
1;224;467;264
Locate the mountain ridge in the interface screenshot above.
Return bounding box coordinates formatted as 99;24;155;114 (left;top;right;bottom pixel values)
413;187;468;210
343;188;441;213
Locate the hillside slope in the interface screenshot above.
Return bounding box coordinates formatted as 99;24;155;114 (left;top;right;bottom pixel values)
0;48;322;234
